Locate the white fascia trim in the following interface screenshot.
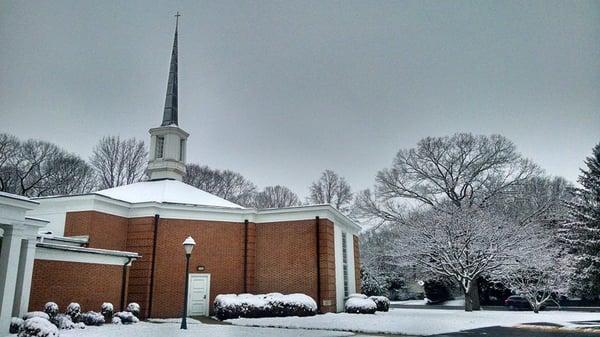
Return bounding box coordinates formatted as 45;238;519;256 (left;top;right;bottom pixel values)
0;193;39;211
34;195;362;234
25;217;50;227
35;246;134;266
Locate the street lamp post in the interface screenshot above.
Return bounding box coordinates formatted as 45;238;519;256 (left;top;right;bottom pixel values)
180;236;196;330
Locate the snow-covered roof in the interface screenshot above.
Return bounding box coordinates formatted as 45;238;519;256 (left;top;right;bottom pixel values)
94;179;243;209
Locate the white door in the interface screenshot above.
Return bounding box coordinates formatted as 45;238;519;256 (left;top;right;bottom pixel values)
188;274;210;316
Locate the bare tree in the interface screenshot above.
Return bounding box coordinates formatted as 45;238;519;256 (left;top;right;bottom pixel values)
356;133;540;225
495;248;572;313
307;169;353;212
355;133;542;310
0;133;20;192
184;163;257;207
396;206;539;311
90;136;147;189
0;134;96;197
40;154;97;196
253;185;301;208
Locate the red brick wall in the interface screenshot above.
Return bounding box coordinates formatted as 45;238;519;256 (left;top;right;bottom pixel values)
61;210;340;317
125;216;156;318
254;220;319;300
318;219;337;313
149;218;247;318
29;260;124;313
65;211;129;251
353;235;361;293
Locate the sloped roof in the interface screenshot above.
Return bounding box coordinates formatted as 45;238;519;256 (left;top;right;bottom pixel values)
94;179;243;208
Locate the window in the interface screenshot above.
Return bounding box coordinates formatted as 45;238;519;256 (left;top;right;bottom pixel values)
156;137;164;159
342;232;349;297
179;139;185;161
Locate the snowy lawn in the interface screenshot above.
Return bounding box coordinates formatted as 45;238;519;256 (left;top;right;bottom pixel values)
227;308;600;335
55;318;353;337
392;299;465;307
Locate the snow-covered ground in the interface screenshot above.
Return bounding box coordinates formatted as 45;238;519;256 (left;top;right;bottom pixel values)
56;319;352;337
392;298;465;306
227;308;600;335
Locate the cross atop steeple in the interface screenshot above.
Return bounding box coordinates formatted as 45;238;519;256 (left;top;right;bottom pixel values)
148;13;189;181
161;12;180;126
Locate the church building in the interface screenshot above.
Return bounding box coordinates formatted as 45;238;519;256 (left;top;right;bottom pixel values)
24;18;361;318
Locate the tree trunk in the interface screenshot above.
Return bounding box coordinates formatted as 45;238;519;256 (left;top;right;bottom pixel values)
464;288;473;312
463;281;480;312
471;279;481;311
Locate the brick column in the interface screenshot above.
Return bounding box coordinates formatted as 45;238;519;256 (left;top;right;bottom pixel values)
244;222;256;294
353;235;361;293
125;217;156;318
318;219;336;313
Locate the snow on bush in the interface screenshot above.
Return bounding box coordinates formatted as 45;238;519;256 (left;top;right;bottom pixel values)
22;312;50;321
348;293;367;299
126;302;140;318
43;303;59;318
214;293;317;320
113;311;139;324
100;302;114;321
111;317;122;325
66;303;81;323
10;317;24;334
345;297;377;314
369;296;390;312
81;311;105;326
17;317;58;337
50;314;74;330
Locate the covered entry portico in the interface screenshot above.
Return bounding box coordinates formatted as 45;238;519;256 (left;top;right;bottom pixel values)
0;192;47;333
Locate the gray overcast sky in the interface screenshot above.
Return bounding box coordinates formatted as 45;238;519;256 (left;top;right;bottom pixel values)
1;0;599;197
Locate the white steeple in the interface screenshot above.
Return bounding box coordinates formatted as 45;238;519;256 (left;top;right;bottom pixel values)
147;12;188;181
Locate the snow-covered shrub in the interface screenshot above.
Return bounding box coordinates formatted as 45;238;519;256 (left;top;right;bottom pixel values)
214;293;317;320
214;294;243;320
368;296;390;312
22;312;49;321
113;311;139;324
278;294;317;317
111;317;122;325
348;293;367;299
74;322;86;329
10;317;24;334
17;317;58;337
126;302;140;318
81;311;104;326
50;314;74;330
344;297;377;314
361;269;387;297
65;303;81;323
100;302;114;321
42;303;59;318
240;295;270;318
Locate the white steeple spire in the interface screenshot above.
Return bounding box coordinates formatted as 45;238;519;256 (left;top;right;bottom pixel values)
147;13;188;181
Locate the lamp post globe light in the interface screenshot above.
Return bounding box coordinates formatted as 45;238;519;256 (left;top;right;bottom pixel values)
180;235;196;329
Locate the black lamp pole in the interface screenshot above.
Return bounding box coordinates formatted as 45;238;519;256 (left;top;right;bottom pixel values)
180;253;191;329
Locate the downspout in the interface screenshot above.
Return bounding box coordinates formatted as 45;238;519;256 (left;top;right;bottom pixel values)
148;214;160;318
120;257;133;311
243;219;248;293
315;216;321;313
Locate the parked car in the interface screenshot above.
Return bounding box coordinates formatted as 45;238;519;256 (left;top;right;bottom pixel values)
504;295;545;311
